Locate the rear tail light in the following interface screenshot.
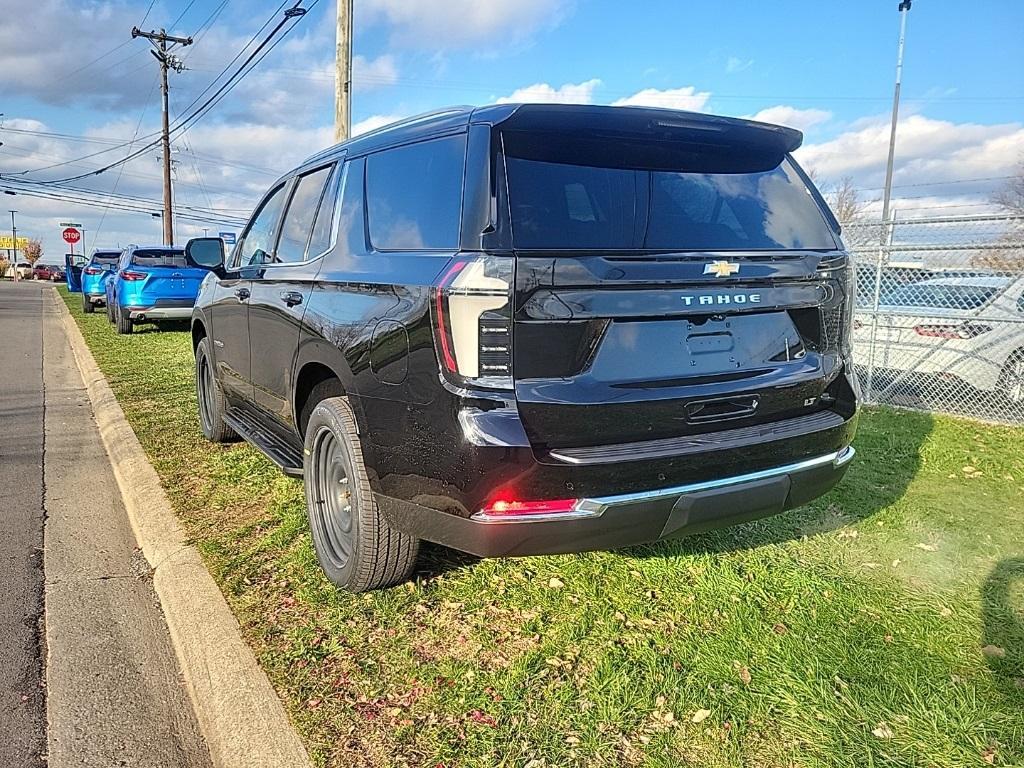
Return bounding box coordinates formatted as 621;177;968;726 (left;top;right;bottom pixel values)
83;266;103;275
433;255;513;389
120;270;147;281
913;322;991;339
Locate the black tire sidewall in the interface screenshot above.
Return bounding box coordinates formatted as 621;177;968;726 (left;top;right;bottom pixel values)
303;401;364;589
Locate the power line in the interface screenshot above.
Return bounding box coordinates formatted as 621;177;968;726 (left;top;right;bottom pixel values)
0;1;302;182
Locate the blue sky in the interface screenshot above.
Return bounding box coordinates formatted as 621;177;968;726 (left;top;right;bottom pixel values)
1;0;1021;258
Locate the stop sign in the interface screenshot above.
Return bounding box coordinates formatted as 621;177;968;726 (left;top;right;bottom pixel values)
62;227;81;244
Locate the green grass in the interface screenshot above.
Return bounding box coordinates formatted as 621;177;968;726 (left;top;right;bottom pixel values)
60;287;1024;768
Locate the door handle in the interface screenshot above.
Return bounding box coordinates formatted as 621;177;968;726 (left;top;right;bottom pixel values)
235;287;250;301
280;290;303;307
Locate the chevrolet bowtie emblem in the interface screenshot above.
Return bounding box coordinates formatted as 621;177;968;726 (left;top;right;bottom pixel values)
703;260;740;278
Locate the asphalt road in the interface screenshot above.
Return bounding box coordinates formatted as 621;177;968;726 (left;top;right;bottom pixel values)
0;281;47;766
0;280;211;767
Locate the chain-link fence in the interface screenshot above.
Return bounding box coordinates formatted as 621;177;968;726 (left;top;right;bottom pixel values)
847;213;1024;425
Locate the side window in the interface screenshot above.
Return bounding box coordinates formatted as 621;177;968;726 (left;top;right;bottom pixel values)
274;165;334;264
335;158;366;260
307;163;345;258
234;183;288;268
365;134;466;250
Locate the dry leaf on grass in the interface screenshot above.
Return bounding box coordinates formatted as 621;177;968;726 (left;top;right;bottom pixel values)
981;644;1006;659
872;722;894;739
548;576;564;589
691;709;712;723
915;543;938;552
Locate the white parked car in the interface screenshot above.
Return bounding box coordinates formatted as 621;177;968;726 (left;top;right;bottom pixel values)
853;275;1024;403
14;262;34;279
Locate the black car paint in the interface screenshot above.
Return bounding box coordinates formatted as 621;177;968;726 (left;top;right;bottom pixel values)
192;104;859;557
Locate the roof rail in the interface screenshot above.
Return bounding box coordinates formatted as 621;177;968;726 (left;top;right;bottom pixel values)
300;106;475;167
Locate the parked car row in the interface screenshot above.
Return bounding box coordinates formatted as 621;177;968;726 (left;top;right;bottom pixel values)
68;244;214;335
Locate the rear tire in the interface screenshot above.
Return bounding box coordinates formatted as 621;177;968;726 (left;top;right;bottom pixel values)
195;336;236;443
303;396;419;592
115;303;133;335
82;294;95;314
999;350;1024;406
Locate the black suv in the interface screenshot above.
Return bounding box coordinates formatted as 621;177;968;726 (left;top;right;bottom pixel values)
188;104;859;592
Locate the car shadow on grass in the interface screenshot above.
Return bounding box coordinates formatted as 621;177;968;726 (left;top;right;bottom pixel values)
624;407;936;558
981;557;1024;704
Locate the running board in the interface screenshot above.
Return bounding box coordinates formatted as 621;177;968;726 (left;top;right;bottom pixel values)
223;407;304;478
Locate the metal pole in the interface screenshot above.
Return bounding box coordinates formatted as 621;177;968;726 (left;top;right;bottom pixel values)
9;210;17;282
333;0;352;143
881;1;911;227
864;210;897;403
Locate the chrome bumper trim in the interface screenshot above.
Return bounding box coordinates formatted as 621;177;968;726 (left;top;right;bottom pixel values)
470;446;855;524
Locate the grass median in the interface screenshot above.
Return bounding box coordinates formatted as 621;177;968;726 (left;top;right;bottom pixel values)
59;287;1023;768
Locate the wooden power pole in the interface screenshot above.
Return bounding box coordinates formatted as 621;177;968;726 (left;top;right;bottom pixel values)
334;0;353;143
132;26;192;246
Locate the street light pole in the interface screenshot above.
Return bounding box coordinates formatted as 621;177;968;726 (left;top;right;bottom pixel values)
881;0;911;228
9;210;17;283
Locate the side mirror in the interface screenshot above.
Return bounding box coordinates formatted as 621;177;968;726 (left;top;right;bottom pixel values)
185;237;226;270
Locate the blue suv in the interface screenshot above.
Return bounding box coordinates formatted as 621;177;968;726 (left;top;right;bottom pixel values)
106;245;211;334
81;249;122;313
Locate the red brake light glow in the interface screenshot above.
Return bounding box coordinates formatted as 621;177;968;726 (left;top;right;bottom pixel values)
120;270;147;281
83;266;103;275
479;497;580;516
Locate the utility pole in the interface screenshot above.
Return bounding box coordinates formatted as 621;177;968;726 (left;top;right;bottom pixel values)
132;26;192;246
334;0;353;143
881;0;911;228
9;210;17;282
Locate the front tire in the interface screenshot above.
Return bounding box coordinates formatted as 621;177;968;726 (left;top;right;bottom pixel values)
304;396;419;592
195;337;236;443
115;303;133;335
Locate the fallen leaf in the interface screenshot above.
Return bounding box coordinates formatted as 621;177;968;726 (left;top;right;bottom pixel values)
738;666;752;686
915;543;938;552
872;722;894;739
962;465;977;473
548;576;565;589
692;709;712;723
982;746;997;764
940;607;952;617
981;644;1006;659
772;622;789;635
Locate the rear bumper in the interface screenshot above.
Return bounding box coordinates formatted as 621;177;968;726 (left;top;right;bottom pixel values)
125;305;193;320
84;291;106;303
378;446;855;557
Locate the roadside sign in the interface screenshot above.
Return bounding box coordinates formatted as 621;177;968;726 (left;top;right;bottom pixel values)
59;221;84;228
0;235;29;250
62;228;81;245
219;231;236;245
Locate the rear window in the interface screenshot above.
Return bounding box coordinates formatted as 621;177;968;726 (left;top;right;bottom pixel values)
92;252;121;264
131;249;186;267
883;283;1001;311
502;132;836;251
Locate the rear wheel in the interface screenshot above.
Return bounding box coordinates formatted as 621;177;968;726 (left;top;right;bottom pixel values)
999;350;1024;405
304;396;418;592
115;303;133;335
82;294;95;314
195;336;236;442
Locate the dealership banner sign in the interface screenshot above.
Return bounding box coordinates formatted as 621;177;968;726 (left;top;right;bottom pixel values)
0;235;30;250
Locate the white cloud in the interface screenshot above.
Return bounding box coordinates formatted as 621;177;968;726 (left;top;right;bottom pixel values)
797;114;1024;209
351;114;407;136
726;56;754;74
353;55;399;91
362;0;571;48
611;86;712;112
495;79;602;105
749;106;832;133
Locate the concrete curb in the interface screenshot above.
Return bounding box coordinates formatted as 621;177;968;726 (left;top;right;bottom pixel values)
52;290;313;768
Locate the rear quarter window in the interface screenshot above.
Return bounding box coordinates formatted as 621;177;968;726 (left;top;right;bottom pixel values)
366;135;466;250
